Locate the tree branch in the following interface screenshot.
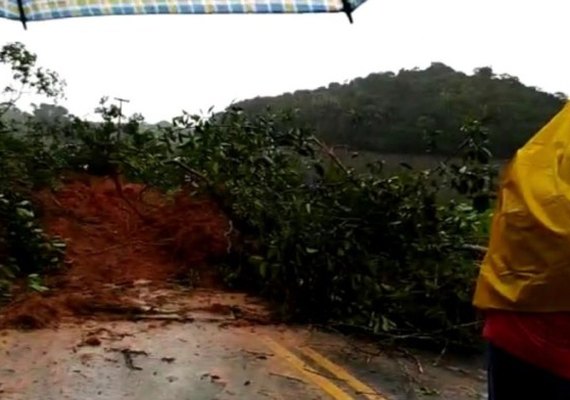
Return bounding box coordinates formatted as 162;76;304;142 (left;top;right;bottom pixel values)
164;159;211;186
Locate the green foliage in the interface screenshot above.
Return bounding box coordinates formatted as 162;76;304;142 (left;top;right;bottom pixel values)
27;274;49;293
439;120;497;212
0;42;67;298
0;194;66;298
117;108;490;348
236;62;565;158
1;42;65;117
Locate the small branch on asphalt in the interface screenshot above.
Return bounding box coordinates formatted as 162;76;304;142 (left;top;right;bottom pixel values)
107;348;148;371
432;341;449;367
400;348;424;374
128;314;196;323
121;350;143;371
327;320;482;346
269;372;306;384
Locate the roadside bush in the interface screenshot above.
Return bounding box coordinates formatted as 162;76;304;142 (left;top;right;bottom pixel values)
0;42;66;298
143;108;492;348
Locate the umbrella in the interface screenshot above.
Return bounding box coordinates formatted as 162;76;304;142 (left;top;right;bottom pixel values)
0;0;368;28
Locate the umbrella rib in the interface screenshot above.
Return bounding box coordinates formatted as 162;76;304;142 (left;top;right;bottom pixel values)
341;0;353;23
16;0;27;29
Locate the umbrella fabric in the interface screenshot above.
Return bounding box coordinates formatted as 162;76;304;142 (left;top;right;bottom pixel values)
0;0;367;22
474;101;570;312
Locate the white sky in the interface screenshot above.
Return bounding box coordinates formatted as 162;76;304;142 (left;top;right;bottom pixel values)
1;0;569;122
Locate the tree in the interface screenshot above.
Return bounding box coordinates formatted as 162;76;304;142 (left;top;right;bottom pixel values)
474;66;495;79
0;42;65;119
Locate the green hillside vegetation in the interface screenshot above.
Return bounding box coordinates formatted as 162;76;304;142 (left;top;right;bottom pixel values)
236;62;566;158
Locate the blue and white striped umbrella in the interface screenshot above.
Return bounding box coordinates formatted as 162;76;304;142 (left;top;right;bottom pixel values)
0;0;368;27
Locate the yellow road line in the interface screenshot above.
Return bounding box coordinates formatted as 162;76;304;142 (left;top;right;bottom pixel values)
262;336;355;400
300;346;388;400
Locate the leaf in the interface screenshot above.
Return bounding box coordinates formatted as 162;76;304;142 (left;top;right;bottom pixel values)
29;282;48;293
306;248;318;254
16;207;34;219
27;274;48;293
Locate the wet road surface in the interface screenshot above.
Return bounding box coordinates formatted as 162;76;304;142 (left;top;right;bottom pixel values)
0;290;486;400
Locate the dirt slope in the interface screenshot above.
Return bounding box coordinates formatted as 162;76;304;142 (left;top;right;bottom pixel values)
0;175;230;329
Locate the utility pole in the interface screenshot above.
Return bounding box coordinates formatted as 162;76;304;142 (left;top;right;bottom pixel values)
114;97;130;141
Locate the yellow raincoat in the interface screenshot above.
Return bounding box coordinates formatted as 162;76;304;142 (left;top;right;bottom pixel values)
474;102;570;311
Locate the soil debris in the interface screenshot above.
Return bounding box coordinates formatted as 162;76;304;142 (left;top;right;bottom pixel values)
0;175;230;329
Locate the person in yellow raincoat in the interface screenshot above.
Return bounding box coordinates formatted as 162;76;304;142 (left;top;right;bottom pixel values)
474;102;570;399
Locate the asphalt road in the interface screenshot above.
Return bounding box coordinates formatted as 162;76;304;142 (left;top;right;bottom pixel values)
0;290;486;400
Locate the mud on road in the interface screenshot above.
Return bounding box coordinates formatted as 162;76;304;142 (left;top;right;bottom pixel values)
0;312;486;400
1;175;231;329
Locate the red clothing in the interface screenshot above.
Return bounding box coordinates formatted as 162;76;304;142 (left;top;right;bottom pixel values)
484;310;570;379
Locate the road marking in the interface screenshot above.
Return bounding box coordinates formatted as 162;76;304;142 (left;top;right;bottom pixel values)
300;346;388;400
262;336;355;400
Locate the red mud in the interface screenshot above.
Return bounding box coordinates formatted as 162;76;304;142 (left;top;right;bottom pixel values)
0;175;230;329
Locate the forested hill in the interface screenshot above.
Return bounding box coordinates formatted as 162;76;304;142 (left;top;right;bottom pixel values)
235;63;566;158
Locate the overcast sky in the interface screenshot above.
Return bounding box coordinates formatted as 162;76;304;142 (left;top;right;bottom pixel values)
1;0;569;122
